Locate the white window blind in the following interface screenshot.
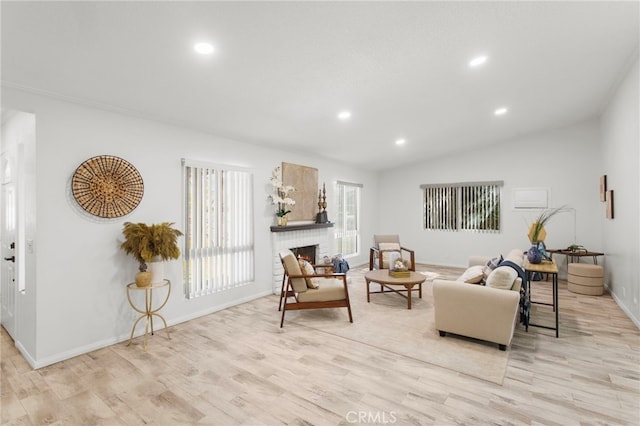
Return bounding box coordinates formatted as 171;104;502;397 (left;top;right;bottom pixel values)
334;181;362;257
422;181;502;232
183;160;254;299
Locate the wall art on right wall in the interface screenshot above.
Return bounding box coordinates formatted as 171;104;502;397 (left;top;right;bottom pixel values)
606;190;614;219
599;175;607;202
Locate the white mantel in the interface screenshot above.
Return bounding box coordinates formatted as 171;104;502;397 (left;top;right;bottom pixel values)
270;223;333;294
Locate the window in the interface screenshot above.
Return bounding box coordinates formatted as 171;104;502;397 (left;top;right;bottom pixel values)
183;160;254;299
334;181;362;257
421;181;502;232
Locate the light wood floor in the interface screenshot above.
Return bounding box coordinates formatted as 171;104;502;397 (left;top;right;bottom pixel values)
2;263;639;425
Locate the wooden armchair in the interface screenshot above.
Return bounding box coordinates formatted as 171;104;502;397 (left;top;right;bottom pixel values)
278;250;353;328
369;234;416;271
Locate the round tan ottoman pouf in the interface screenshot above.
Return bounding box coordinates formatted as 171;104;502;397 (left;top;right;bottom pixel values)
568;263;604;295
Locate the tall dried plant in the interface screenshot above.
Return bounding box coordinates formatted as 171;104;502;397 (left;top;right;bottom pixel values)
120;222;183;271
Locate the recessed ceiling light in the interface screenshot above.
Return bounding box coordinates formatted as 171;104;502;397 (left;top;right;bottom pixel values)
494;107;508;116
194;42;215;55
395;139;406;146
469;55;488;68
337;111;351;120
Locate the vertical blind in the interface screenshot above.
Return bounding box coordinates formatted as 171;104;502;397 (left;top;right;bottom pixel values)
334;181;362;256
422;181;502;232
183;160;254;299
424;186;458;230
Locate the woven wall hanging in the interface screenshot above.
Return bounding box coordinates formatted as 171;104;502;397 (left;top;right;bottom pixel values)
72;155;144;218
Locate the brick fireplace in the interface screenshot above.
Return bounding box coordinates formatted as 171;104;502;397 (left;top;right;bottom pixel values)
270;223;333;295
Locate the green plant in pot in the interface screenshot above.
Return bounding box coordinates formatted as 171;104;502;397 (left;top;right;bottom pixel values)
120;222;183;287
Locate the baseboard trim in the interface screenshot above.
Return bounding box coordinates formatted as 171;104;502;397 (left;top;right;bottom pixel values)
15;340;37;369
610;289;640;330
169;290;273;326
28;290;274;369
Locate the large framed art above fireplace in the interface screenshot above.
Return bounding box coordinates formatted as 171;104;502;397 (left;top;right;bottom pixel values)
281;162;318;223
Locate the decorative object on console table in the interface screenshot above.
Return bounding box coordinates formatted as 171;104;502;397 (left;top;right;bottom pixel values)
526;205;568;264
567;244;586;253
269;165;296;226
526;244;543;264
120;222;183;286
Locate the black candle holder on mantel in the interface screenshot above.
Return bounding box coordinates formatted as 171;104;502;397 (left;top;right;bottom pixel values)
316;183;328;224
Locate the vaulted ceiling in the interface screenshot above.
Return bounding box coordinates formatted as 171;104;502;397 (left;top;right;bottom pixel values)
2;1;638;170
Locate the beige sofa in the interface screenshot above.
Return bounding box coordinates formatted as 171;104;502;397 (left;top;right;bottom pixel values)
432;249;524;350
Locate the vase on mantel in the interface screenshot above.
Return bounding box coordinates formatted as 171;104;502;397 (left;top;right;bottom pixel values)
277;216;288;226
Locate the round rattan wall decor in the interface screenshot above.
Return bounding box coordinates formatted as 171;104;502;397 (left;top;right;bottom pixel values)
72;155;144;218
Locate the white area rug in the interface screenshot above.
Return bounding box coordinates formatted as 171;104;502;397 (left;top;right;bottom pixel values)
289;271;509;385
419;271;439;280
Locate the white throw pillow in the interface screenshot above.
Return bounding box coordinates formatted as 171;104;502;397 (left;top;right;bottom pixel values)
378;242;401;251
457;265;485;284
485;266;518;290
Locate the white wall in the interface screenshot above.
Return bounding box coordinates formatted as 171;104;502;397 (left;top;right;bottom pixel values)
378;120;603;269
2;86;378;367
601;56;640;327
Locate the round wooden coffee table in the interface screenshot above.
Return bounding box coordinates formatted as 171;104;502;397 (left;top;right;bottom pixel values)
364;269;426;309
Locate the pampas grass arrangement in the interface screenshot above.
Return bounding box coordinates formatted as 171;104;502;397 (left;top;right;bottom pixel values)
120;222;183;271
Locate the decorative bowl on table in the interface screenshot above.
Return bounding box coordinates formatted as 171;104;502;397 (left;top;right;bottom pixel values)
389;253;411;277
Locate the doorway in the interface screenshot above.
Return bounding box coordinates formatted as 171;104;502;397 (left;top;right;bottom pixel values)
1;151;17;338
1;110;35;342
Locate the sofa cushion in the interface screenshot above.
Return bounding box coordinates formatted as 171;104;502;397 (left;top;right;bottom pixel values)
504;249;524;266
457;265;485;284
486;265;518;290
482;254;503;279
298;259;320;289
297;279;346;302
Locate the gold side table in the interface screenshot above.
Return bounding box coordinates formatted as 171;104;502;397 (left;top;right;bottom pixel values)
126;279;171;351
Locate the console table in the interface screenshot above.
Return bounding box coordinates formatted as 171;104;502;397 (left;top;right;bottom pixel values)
523;260;559;338
126;279;171;351
547;249;604;265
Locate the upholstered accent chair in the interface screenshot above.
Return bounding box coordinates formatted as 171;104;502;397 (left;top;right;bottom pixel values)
278;250;353;328
369;234;416;271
